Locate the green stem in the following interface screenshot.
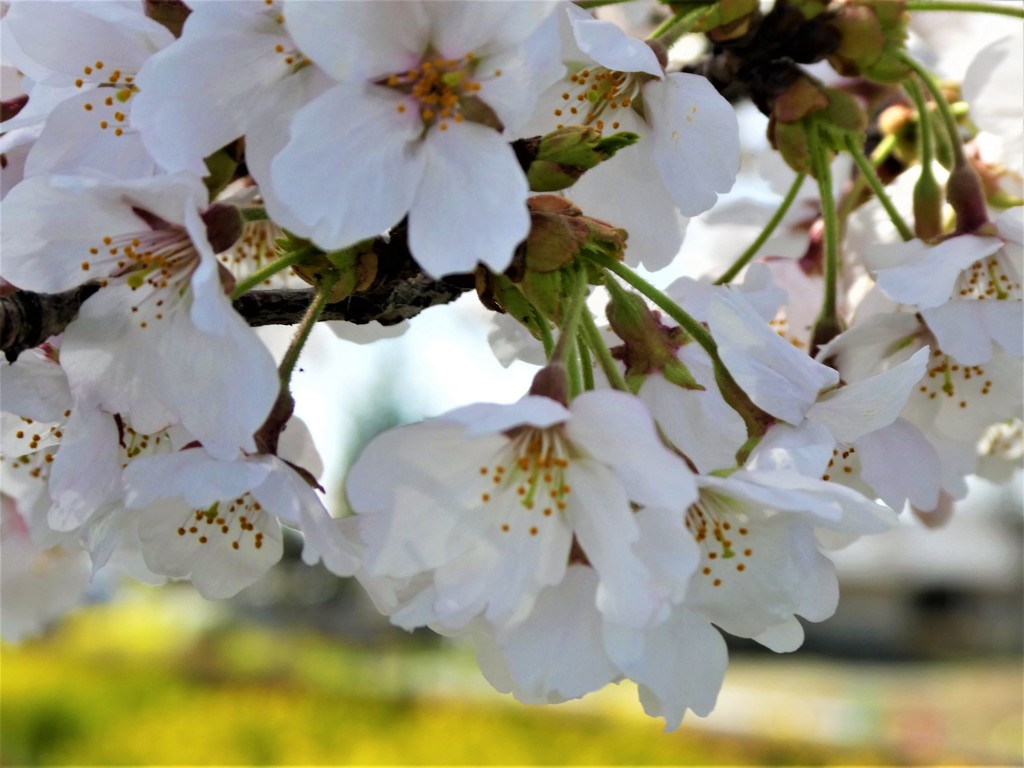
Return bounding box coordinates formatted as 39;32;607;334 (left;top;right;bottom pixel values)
278;269;340;387
551;266;591;366
906;0;1024;17
586;252;774;441
587;252;717;358
716;172;807;285
577;0;639;7
566;338;583;399
649;3;713;48
898;53;966;163
904;80;936;169
581;311;629;391
836;134;897;224
899;52;990;232
229;245;313;300
806;124;839;322
844;134;915;241
576;330;596;391
532;304;556;361
904;78;944;239
240;207;270;223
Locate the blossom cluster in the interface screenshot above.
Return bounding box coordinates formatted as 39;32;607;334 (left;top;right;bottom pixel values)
1;0;1021;729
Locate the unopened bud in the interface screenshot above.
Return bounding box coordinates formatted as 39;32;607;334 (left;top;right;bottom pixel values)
605;283;701;390
912;167;944;241
526;127;639;192
529;364;569;406
201;203;243;254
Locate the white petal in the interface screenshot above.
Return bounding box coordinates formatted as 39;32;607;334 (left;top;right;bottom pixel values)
124;450;270;510
47;407;121;532
640;346;747;474
568;9;663;77
270;83;423;250
476;565;618;703
873;235;1003;308
856;419;942;511
746;421;835;476
708;292;838;424
753;617;805;652
566;389;697;510
646;74;740;216
284;0;429;82
138;498;282;599
607;607;728;728
444;395;569;437
809;346;930;443
567;460;656;627
409;121;529;277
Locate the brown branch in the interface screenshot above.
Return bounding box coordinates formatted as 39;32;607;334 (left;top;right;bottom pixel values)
0;275;472;364
1;282;101;363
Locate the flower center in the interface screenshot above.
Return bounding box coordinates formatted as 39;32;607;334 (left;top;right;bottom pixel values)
384;52;485;131
686;494;755;588
915;349;994;409
75;58;137;139
550;66;642;132
80;225;199;329
955;252;1022;302
477;427;572;537
176;495;267;552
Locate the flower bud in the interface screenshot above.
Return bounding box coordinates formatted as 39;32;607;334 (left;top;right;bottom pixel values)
525;127;639;192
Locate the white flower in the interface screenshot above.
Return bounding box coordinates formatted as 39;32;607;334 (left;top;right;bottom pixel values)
520;6;739;270
0;172;279;460
1;0;173;178
346;387;697;630
1;493;92;642
130;0;333;235
269;0;563;277
122;419;348;599
871;208;1023;366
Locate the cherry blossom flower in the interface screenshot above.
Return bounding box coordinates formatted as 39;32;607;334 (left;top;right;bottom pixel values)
519;5;739;270
346;385;697;631
1;493;92;642
1;0;173;178
871;208;1023;365
0;172;279;460
122;418;350;599
269;1;563;277
130;0;333;234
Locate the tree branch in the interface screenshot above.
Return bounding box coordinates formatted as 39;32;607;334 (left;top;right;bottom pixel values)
0;275;472;363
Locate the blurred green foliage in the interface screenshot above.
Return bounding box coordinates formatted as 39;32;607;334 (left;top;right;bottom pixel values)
1;589;1017;766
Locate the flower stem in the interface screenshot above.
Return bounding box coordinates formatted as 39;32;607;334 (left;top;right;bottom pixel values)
581;310;629;391
906;0;1024;17
898;53;965;161
650;3;714;48
716;172;807;284
836;134;896;224
552;265;591;367
844;134;914;241
576;329;596;391
586;252;774;440
898;52;990;232
904;78;944;239
240;207;270;223
806;124;843;349
577;0;640;7
587;252;716;356
229;245;314;300
278;268;340;387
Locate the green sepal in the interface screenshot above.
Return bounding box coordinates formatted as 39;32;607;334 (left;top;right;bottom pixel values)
827;0;911;84
527;127;640;192
202;148;238;201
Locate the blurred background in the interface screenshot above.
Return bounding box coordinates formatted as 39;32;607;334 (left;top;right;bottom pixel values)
2;300;1021;766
